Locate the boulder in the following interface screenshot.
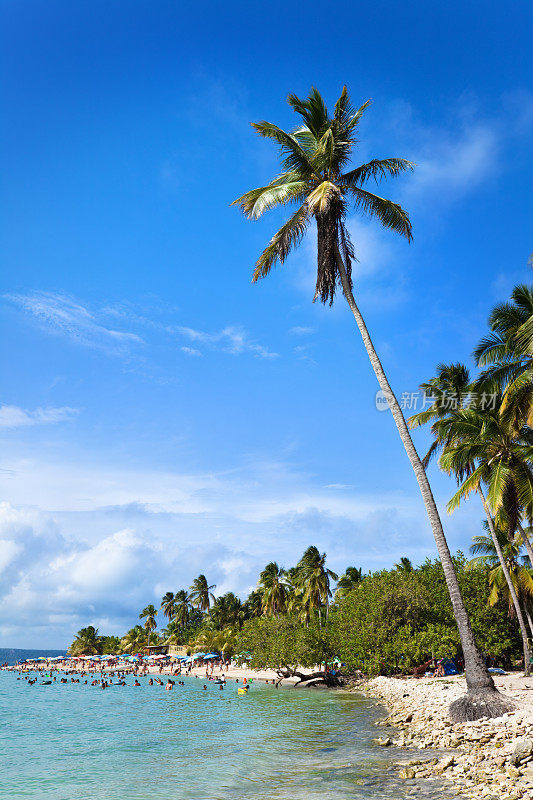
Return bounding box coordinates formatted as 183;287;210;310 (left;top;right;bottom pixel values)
510;737;533;766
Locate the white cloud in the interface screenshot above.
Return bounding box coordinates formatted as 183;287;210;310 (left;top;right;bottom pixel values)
180;346;202;357
289;326;314;336
176;324;278;359
6;290;279;362
5;291;144;354
402;125;498;205
0;404;78;429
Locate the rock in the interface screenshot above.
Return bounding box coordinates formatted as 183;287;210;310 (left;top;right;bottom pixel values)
373;736;392;746
399;767;416;779
435;754;455;773
511;737;533;765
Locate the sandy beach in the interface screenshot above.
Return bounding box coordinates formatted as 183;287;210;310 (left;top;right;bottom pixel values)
359;672;533;799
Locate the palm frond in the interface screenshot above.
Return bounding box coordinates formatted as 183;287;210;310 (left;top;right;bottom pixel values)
287;87;329;138
345;99;372;132
486;460;511;513
251;121;318;178
253;204;310;282
349;186;412;240
446;465;485;512
473;332;507;367
342;158;414;188
231;177;308;219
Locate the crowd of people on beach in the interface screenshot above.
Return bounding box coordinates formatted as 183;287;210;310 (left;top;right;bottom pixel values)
0;660;253;693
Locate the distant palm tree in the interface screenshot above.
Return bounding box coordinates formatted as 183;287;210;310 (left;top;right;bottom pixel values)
243;589;263;618
233;85;502;719
173;589;191;628
139;604;158;650
467;521;533;635
161;591;177;621
297;546;338;625
120;625;145;654
69;626;104;656
189;575;216;612
258;562;288;616
395;557;413;573
335;566;363;599
209;592;244;628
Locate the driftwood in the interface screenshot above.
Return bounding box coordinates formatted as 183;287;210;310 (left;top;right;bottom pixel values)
275;668;342;688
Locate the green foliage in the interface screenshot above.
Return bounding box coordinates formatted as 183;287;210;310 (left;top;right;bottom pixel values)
101;635;121;654
329;556;520;675
236;615;333;670
68;625;104;656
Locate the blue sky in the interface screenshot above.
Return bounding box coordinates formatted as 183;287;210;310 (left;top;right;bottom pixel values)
1;0;532;647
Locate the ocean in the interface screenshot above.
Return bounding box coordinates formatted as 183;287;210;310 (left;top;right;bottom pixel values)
0;647;67;665
0;669;452;799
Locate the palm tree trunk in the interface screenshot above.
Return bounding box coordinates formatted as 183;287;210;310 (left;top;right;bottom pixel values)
334;244;510;719
517;521;533;567
525;604;533;640
479;488;531;676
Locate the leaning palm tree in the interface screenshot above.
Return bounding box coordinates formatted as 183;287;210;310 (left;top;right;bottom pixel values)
258;562;288;616
189;574;216;613
232;86;506;719
139;604;158;650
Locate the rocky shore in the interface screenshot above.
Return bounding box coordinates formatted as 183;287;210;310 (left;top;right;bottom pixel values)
359;673;533;799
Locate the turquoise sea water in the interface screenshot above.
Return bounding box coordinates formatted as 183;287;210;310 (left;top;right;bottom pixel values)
0;671;452;800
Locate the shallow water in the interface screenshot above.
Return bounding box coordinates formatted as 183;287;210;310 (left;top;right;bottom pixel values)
0;672;453;800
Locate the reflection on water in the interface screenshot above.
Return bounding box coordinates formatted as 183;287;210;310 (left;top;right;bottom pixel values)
0;673;453;799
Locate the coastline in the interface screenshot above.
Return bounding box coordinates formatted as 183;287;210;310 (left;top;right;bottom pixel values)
355;673;533;799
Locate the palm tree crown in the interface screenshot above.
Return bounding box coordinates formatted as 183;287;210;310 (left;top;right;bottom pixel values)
139;604;158;646
232;86;413;305
468;520;533;616
335;566;363;599
189;574;216;612
161;591;177;620
474;284;533;428
297;545;338;622
69;625;104;656
258;562;288;616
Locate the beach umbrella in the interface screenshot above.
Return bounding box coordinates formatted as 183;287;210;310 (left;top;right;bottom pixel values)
203;653;219;659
